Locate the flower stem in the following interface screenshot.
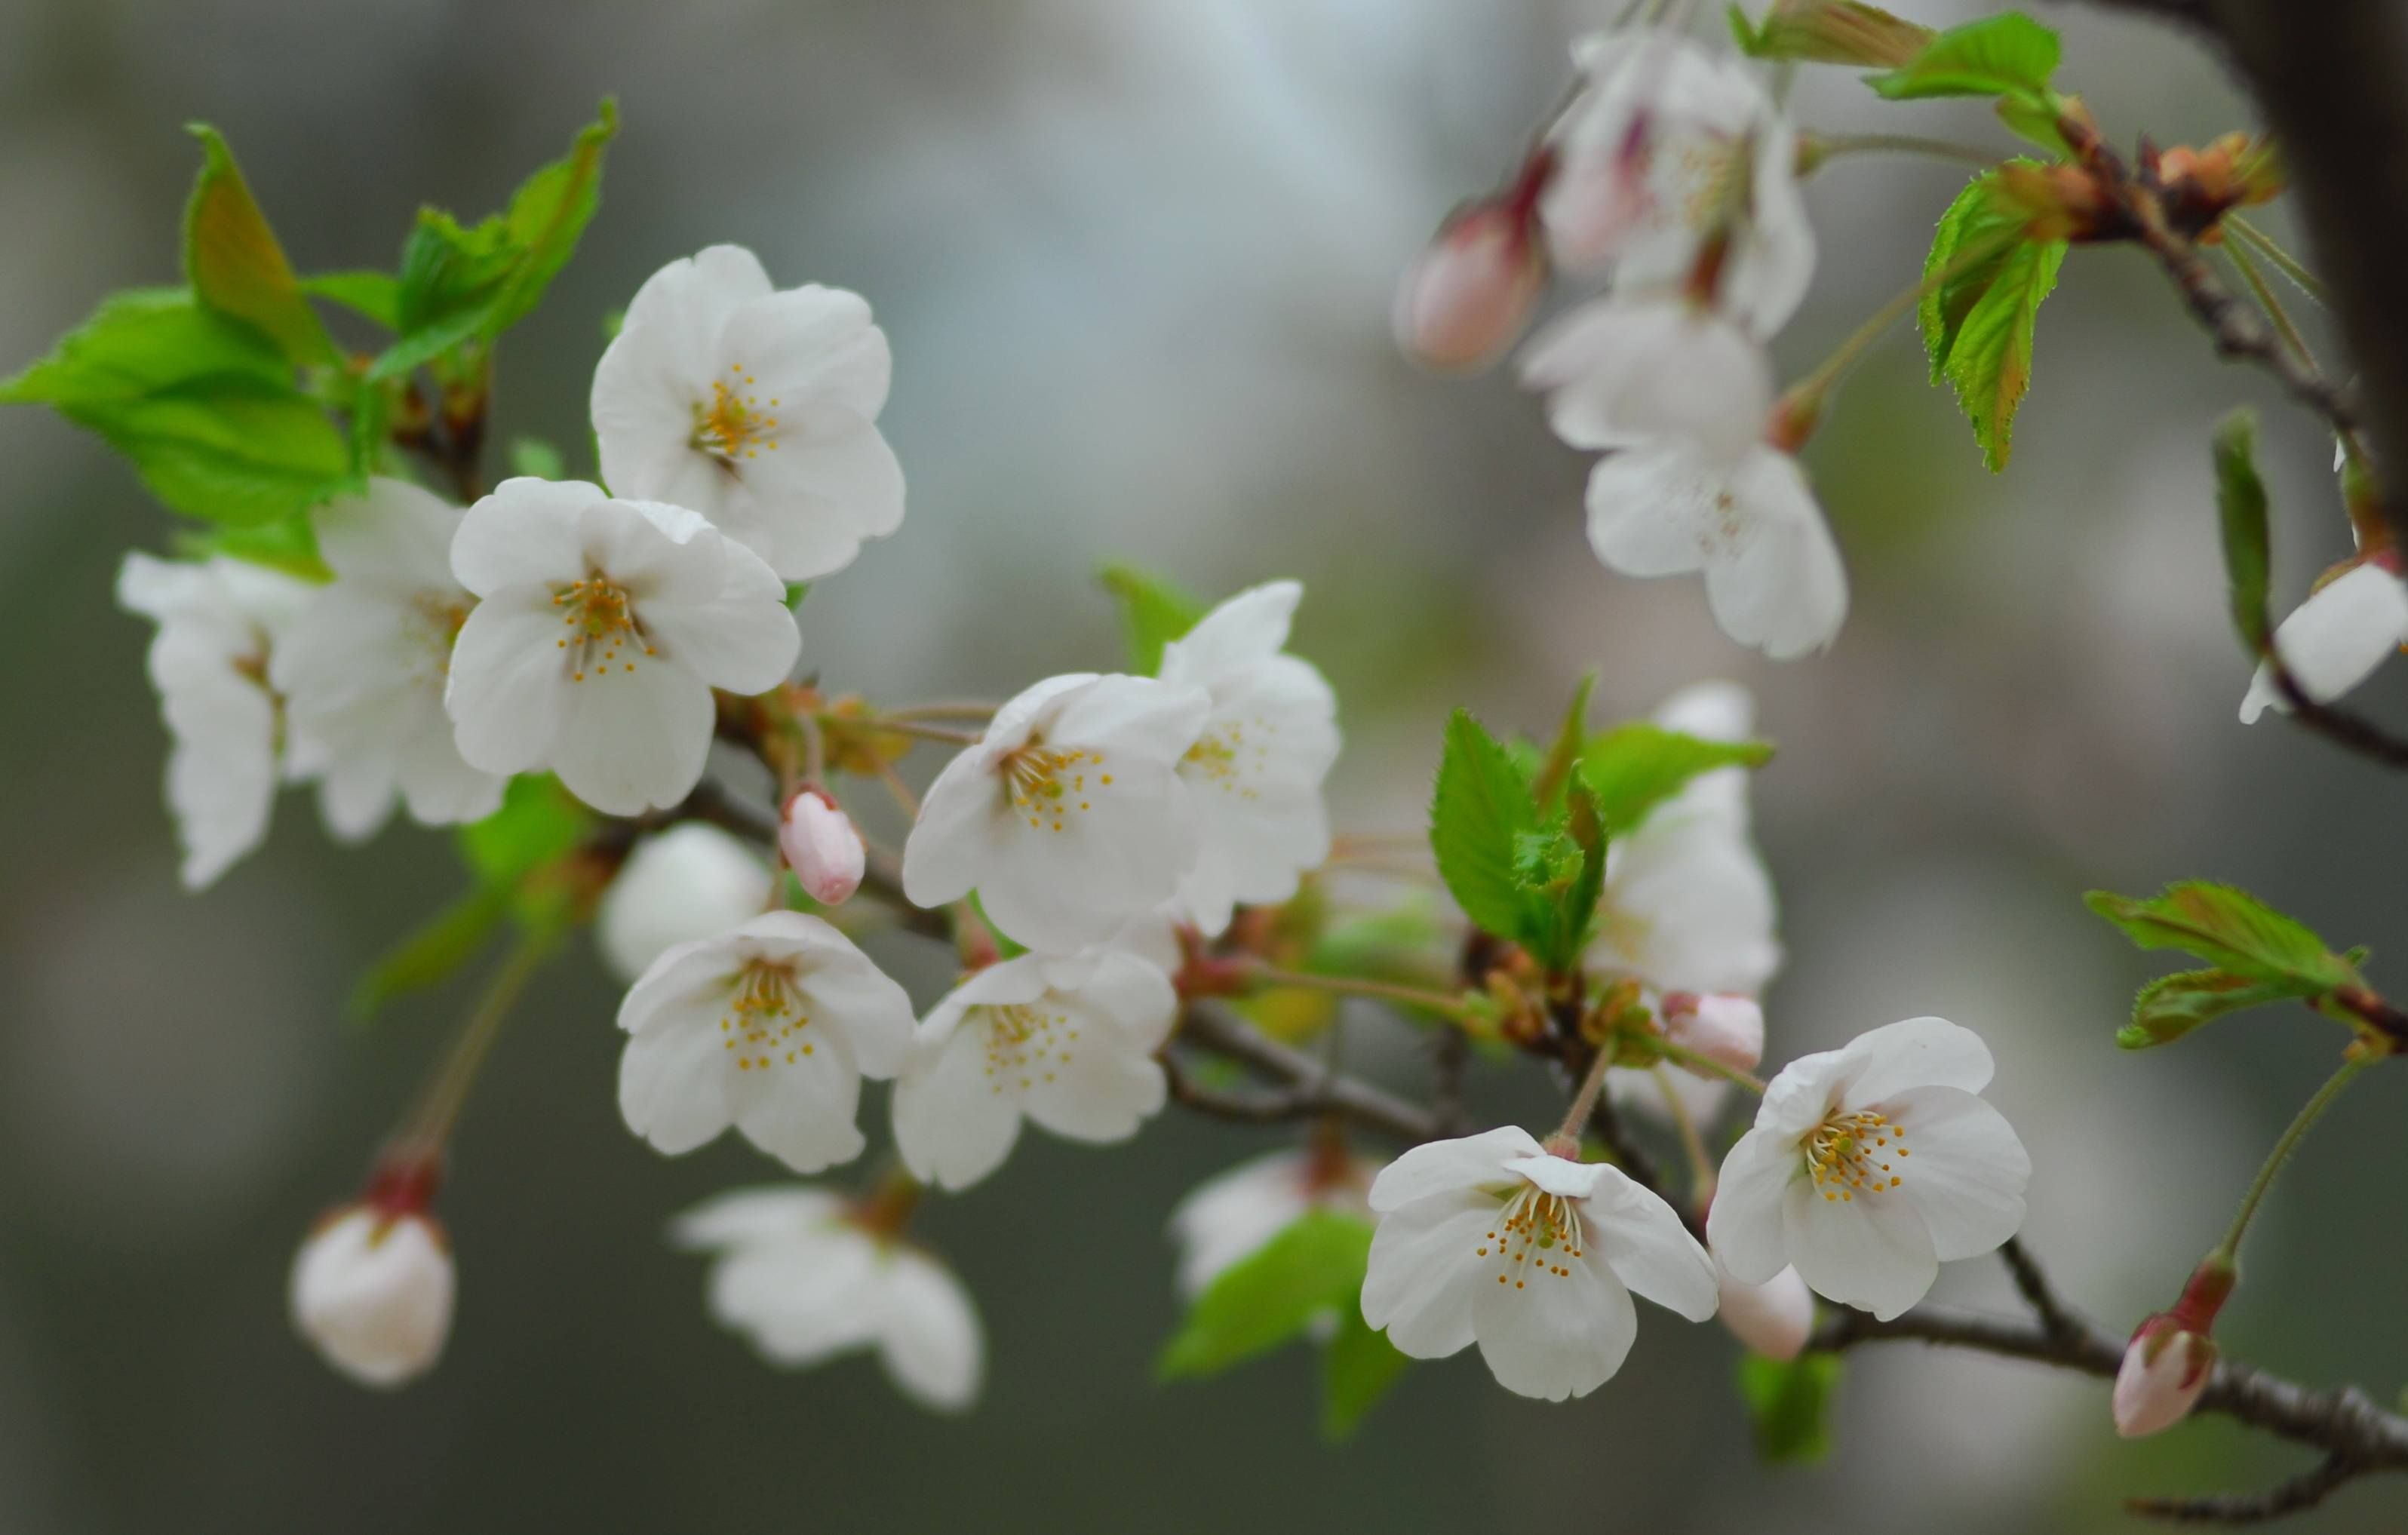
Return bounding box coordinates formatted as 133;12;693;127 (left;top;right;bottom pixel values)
2211;1055;2371;1267
397;929;559;1153
881;700;1002;723
1242;964;1479;1022
1554;1041;1623;1143
1654;1038;1767;1095
1652;1065;1718;1205
1803;132;2001;173
852;717;981;747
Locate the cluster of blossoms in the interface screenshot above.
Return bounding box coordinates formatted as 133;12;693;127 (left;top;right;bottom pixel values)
1398;24;1844;659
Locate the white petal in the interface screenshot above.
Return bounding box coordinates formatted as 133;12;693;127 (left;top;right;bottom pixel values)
313;478;463;592
729;284;891;416
899;746;1005;909
1780;1172;1937;1321
892;1011;1026;1192
618;1010;736;1156
729;415;907;580
1168;1152;1316;1298
444;589;576;778
1716;1262;1814;1361
1596;816;1780;994
2240;562;2408;721
1581;1167;1718;1321
1836;1016;1995;1106
1359;1187;1494;1358
672;1186;847;1249
1366;1126;1540;1212
1881;1085;2029;1261
1699;449;1847;659
1157;581;1301;685
877;1248;984;1412
1704;1126;1796;1285
1519;299;1771;464
448;479;604;594
1471;1230;1639;1400
545;655;716;815
730;1036;867;1174
596;825;773;985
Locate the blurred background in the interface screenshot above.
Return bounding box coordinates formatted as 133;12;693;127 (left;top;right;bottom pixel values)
4;0;2406;1530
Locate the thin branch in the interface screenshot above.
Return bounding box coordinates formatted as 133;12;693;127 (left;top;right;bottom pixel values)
1998;1236;2085;1347
1169;1002;1442;1144
2266;662;2408;770
2126;1455;2358;1525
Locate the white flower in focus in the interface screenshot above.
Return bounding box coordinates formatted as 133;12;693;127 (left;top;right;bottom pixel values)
1158;582;1341;936
674;1187;981;1412
1169;1144;1381;1299
2238;560;2408;723
1359;1125;1717;1401
270;480;505;840
2113;1317;2216;1438
1715;1259;1813;1361
116;552;318;889
445;478;800;815
290;1204;455;1389
592;245;903;581
901;673;1209;953
892;950;1176;1192
1709;1018;2031;1321
1585;440;1847;659
597;823;775;984
1393;201;1546;374
781;790;866;906
1519;296;1773;468
617;910;913;1173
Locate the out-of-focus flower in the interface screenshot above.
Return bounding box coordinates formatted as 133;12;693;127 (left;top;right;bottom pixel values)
1584;440;1847;659
271;479;504;840
597;823;775;984
1519;296;1773;468
1709;1018;2030;1321
892;949;1175;1192
116;552;317;889
289;1166;454;1389
1393;201;1546;375
674;1185;981;1412
2238;558;2408;723
1169;1143;1381;1299
445;479;800;815
1715;1258;1814;1361
1661;992;1766;1075
1360;1125;1716;1401
616;911;913;1174
781;789;866;906
1156;582;1341;936
592;245;903;581
901;673;1208;953
2114;1317;2216;1438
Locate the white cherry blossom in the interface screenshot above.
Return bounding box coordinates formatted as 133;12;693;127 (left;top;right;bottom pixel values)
270;479;504;840
444;477;800;816
1169;1143;1381;1299
892;950;1176;1192
116;552;317;889
674;1186;981;1412
592;244;903;581
1359;1125;1717;1401
596;823;775;984
1709;1018;2031;1321
616;910;913;1174
1585;439;1847;660
289;1204;455;1389
901;673;1209;953
1715;1260;1814;1361
1519;296;1773;468
2238;559;2408;723
1157;582;1341;936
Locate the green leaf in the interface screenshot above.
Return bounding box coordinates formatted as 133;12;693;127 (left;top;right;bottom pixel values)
1868;12;2059;103
1320;1309;1411;1440
509;435;568;480
484;100;619;336
1158;1211;1373;1380
183;125;338;365
1430;709;1541;941
2119;967;2305;1049
2085;882;2360;994
459;775;593;923
299;270;401;330
174;514;330;582
1737;1352;1842;1463
1530;671;1596;813
1918;173;2063;471
349;883;511;1023
1098;562;1206;674
2213;410;2272;655
1731;0;1933;66
1995;94;2072;158
2;287;352;524
1577;723;1773;835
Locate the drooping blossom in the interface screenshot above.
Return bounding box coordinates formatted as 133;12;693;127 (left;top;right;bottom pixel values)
1715;1259;1814;1361
289;1168;455;1390
2238;558;2408;723
592;244;904;581
596;822;775;984
1519;296;1773;468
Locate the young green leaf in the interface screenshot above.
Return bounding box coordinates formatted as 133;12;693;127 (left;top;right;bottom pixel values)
1097;561;1206;674
2213;409;2272;655
459;775;594;923
1321;1309;1412;1440
1577;723;1773;835
1730;0;1933;66
183;125;338;365
2120;968;2305;1049
175;514;330;582
1158;1211;1373;1380
1918;173;2062;471
1530;671;1596;813
509;436;569;480
349;883;511;1023
1430;709;1541;941
1540;780;1610;972
1867;12;2059;103
1737;1352;1843;1463
299;270;401;330
2086;882;2360;994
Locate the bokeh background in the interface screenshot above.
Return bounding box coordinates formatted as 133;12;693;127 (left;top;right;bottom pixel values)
3;1;2405;1530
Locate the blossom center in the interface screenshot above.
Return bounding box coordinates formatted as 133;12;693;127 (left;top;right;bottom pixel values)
721;958;814;1071
975;1001;1079;1093
690;364;784;465
1802;1107;1910;1202
1182;719;1270;798
550;573;656;683
997;740;1107;832
1473;1183;1586;1291
401;593;469;686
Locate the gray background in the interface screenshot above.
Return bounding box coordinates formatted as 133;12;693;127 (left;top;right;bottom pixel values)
2;1;2403;1530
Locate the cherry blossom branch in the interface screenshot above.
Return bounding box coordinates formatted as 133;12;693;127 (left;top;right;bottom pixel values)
2124;1455;2357;1524
1168;1002;1444;1144
2264;663;2408;771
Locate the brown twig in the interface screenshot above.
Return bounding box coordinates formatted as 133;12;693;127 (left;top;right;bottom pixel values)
2265;662;2408;771
1169;1002;1442;1144
2125;1454;2359;1524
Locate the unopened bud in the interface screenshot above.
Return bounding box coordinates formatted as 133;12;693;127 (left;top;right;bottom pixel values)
1394;201;1546;375
290;1168;455;1389
597;824;772;984
1663;991;1765;1074
780;789;865;906
2113;1257;2234;1438
1716;1260;1814;1362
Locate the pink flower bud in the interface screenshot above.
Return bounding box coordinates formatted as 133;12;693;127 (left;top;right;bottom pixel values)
1716;1260;1814;1361
1393;202;1545;375
2113;1317;2216;1438
782;789;865;906
1662;991;1765;1074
